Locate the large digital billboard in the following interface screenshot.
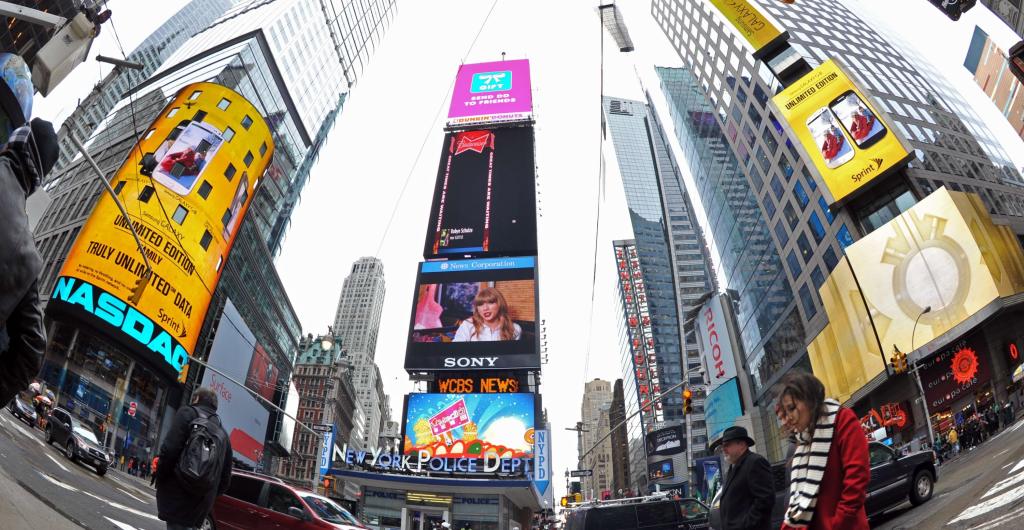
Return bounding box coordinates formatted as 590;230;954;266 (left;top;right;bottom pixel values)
405;256;539;371
706;0;788;59
769;59;913;207
48;83;273;378
645;425;685;456
402;393;535;459
695;294;739;394
200;299;272;468
447;59;532;126
704;377;743;442
423;126;537;259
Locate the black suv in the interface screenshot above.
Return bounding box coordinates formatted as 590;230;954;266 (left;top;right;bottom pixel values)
565;496;709;530
45;407;109;476
866;441;936;516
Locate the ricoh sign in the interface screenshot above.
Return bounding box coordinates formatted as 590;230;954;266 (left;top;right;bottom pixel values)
696;294;738;393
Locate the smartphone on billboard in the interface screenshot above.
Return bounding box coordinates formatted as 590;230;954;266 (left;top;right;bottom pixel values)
806;107;854;169
829;90;887;148
151;120;225;195
222;171;250;240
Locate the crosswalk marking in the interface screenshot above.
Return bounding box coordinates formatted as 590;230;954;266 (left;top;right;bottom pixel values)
983;469;1024;498
118;487;148;504
948;481;1024;524
1008;458;1024;475
105;517;140;530
45;453;70;473
37;471;78;492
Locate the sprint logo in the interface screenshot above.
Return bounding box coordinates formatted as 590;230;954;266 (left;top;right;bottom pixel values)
851;158;884;182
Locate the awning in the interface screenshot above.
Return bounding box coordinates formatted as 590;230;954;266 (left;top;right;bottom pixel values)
330;469;542;510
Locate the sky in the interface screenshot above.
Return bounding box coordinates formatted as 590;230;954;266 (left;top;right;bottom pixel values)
31;0;1024;504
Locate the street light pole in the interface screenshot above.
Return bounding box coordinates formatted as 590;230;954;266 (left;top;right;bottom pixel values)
909;306;936;446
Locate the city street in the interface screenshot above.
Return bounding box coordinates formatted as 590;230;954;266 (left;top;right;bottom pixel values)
872;418;1024;529
0;410;161;530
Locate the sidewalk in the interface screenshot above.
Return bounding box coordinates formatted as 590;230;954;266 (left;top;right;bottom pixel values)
0;462;80;529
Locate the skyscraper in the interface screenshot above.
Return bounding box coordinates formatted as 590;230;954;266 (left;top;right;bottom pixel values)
965;25;1024;140
579;379;614;499
333;256;387;450
980;0;1024;37
609;379;632;496
651;0;1024;459
604;94;716;476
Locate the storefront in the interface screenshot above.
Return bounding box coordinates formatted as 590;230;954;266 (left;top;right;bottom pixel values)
337;470;540;530
36;321;181;464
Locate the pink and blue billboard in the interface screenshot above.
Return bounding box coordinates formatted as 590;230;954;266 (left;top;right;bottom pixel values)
447;59;533;126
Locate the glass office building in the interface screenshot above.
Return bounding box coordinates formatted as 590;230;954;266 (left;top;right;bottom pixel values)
651;0;1024;460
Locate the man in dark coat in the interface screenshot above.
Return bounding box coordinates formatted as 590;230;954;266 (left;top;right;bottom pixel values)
155;388;233;529
717;426;774;530
0;52;58;407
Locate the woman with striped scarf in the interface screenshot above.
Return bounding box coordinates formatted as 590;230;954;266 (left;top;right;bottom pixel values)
778;372;870;530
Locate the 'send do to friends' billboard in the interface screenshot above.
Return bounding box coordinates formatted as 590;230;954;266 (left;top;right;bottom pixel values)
402;393;535;459
769;58;913;208
48;82;274;379
424;126;537;259
447;59;532;126
405;256;540;371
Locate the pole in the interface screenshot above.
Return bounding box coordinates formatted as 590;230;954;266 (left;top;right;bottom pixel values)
579;380;687;463
910;307;936;446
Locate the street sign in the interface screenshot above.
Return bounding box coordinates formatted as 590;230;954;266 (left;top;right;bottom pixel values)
127;401;137;417
312;424;332;433
570;469;592;477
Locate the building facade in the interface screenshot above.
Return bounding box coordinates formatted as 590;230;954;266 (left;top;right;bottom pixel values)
651;0;1024;459
31;0;395;467
579;379;614;499
332;256;388;451
609;379;633;496
981;0;1024;37
965;25;1024;140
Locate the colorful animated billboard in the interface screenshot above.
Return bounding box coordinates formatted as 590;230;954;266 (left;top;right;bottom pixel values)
402;393;535;459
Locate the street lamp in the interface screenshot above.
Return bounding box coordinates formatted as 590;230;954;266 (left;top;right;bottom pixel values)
908;306;936;447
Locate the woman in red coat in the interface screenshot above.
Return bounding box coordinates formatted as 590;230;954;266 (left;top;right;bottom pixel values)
778;372;869;530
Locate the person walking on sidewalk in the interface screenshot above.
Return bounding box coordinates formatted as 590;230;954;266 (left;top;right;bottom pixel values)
778;372;870;530
150;456;159;487
155;388;232;530
715;425;774;530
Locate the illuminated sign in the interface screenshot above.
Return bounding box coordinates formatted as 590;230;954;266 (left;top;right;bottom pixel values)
769;59;914;207
335;443;532;475
49;83;273;377
615;242;662;426
695;294;738;393
920;335;991;410
1009;343;1019;363
402;393;535;459
447;59;533;126
706;0;788;58
435;376;523;393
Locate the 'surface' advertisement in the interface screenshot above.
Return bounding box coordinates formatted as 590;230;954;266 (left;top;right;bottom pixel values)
447;59;533;126
769;59;913;207
919;334;991;411
645;425;685;456
402;393;535;459
424;126;537;259
49;83;273;378
405;256;540;371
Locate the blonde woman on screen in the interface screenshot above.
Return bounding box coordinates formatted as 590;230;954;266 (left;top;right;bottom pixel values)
453;287;521;342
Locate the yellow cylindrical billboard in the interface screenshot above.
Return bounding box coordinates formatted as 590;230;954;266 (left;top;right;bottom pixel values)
49;82;274;378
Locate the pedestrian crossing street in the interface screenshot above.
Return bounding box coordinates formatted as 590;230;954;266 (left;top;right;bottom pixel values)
948;421;1024;528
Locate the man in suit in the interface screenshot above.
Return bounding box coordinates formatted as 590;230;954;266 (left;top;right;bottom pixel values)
717;426;774;530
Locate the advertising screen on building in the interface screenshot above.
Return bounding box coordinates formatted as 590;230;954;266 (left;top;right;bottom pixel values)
199;299;272;468
706;0;788;58
447;59;532;126
432;373;528;393
648;459;674;481
769;59;913;207
614;241;663;426
402;393;535;459
695;294;739;394
423;126;537;259
48;82;273;379
919;334;991;411
645;425;685;456
405;256;539;371
704;377;743;442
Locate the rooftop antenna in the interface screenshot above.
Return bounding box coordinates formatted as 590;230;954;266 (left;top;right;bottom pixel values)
501;51;506;61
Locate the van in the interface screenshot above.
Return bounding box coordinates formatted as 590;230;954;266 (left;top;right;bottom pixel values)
564;496;709;530
207;470;366;530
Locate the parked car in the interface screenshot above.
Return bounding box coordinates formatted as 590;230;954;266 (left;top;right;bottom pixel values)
7;394;37;427
866;441;936;517
564;495;709;530
207;470;366;530
45;407;108;476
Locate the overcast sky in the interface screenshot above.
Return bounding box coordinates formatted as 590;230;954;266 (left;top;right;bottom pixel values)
33;0;1024;503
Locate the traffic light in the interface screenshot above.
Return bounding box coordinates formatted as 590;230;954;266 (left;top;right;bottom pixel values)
573;493;582;503
176;362;190;384
927;0;976;21
127;269;151;305
898;351;909;374
890;346;909;374
560;496;569;507
682;388;693;415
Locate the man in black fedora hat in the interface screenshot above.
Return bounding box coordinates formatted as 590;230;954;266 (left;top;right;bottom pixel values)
715;426;774;530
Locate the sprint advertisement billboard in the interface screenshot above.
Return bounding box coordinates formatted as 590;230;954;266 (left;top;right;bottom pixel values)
49;82;274;378
769;58;913;207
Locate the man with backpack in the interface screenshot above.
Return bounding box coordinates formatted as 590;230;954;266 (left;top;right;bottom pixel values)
155;387;233;529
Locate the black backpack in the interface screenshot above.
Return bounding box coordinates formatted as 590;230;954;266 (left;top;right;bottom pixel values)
175;406;227;490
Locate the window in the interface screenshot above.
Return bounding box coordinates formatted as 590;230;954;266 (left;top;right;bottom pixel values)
244;151;254;167
771;176;785;201
225;163;236;181
774;221;789;247
194;110;207;122
223;127;235;142
172;205;188;225
198;181;213;199
222;208;232;226
200;230;213;250
794;181;809;208
189;90;202;101
264;485;305;516
811;266;825;292
837;224;854;249
799;284;817;318
637;502;677;525
217;98;231;110
818;197;834;223
787;250;802;279
241;115;254;130
112;181;126;195
225;476;262;505
167;107;179;118
869;443;894;466
138;186;155;203
259;142;268;157
783;202;799;229
808;212;826;243
797;233;813;263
